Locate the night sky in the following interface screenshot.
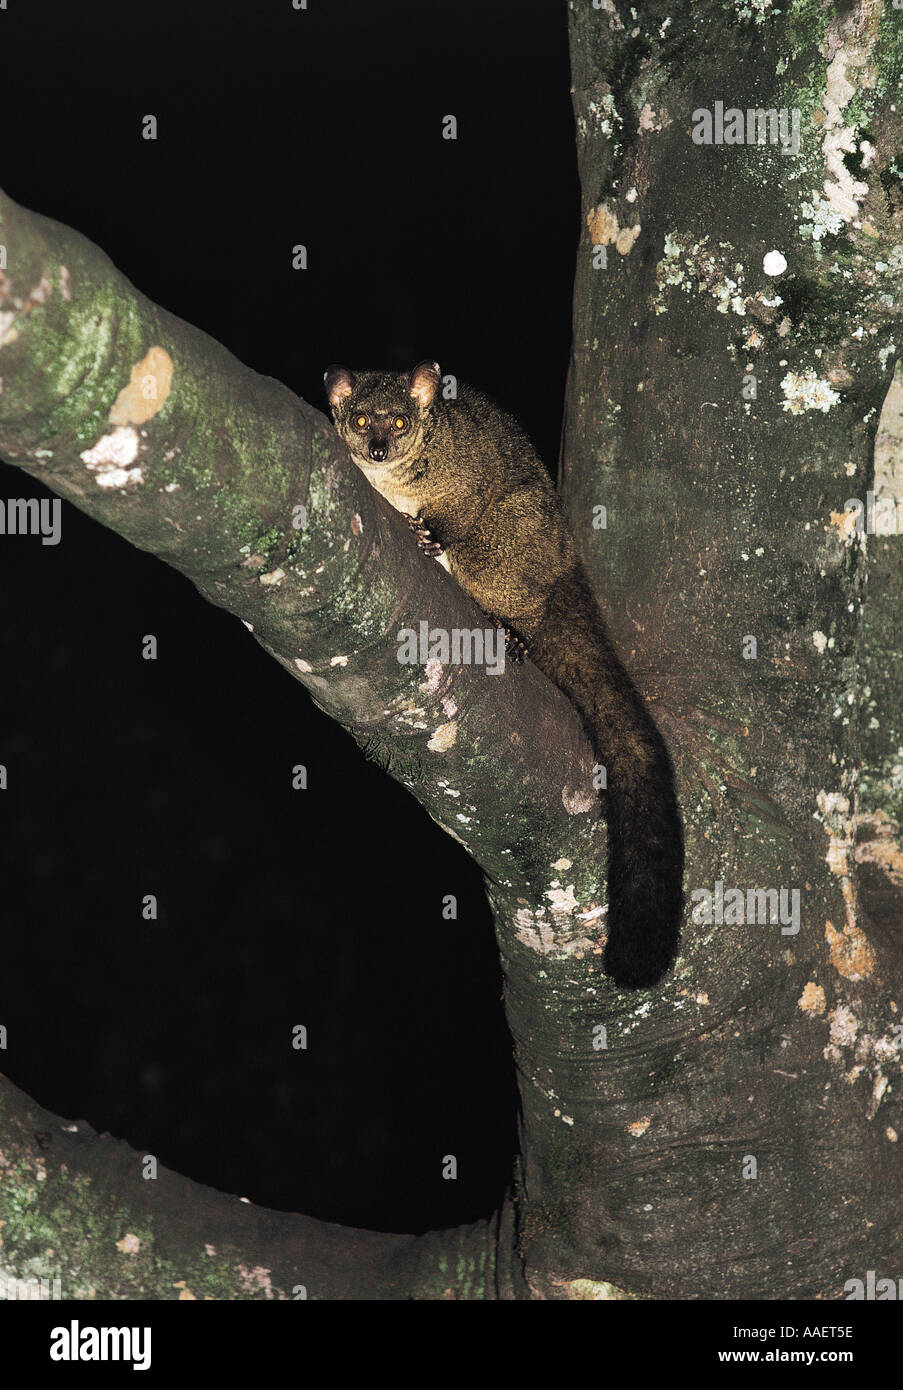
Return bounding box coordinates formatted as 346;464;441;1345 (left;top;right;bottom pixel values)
0;0;578;1232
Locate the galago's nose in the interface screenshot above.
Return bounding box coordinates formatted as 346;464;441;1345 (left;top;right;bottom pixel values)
368;440;388;463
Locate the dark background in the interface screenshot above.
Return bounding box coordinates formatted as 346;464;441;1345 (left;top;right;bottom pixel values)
0;0;578;1231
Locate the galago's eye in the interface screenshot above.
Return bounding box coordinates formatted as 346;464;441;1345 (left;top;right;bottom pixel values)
393;415;408;432
354;414;368;430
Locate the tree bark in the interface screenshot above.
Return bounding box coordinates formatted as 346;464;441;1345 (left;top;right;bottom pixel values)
521;0;903;1299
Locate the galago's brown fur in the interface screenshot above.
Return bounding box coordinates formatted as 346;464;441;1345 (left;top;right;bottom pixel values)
325;360;684;987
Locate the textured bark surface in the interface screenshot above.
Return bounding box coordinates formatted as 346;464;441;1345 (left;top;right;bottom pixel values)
504;0;903;1299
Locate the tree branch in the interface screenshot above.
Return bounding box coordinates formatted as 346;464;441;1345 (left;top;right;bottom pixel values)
0;187;605;1297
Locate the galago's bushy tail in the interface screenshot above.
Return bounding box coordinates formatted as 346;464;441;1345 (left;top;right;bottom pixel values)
529;568;685;988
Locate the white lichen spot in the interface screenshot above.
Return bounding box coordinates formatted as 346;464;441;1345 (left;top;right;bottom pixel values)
163;482;180;492
259;568;286;587
553;857;573;871
655;232;749;317
781;370;840;415
59;265;72;301
813;630;828;654
427;719;458;752
294;658;313;673
820;46;870;226
738;0;773;23
514;905;596;957
80;425;143;488
763;250;787;276
627;1117;651;1137
329;654;348;667
241;621;254;632
545;884;579;913
116;1233;141;1256
828;1004;859;1048
887;1127;899;1143
421;658;444;695
799;193;845;242
440;696;457;719
868;1073;889;1119
587;90;622;136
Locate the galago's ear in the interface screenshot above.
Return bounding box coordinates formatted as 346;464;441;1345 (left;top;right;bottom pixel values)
324;365;356;407
408;360;441;408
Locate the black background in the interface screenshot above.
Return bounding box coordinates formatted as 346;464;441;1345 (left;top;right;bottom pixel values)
0;0;578;1231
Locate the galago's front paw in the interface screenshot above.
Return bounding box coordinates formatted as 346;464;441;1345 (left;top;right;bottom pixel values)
405;513;444;558
503;628;529;664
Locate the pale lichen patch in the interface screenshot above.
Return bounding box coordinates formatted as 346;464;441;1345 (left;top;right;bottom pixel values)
799;981;827;1016
109;346;173;426
565;1279;635;1301
825;918;876;982
259;568;286;587
427;719;457;752
562;781;596;814
627;1117;651;1137
545;884;579;914
781;370;840;414
828;1003;859;1048
638;102;670;133
867;1072;888;1119
829;508;859;542
513;906;597;958
420;658;444;695
586;202;641;256
815;792;859;933
819;37;872;226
